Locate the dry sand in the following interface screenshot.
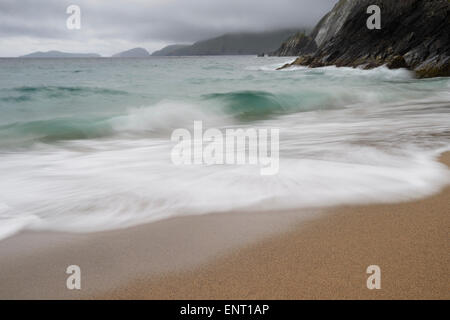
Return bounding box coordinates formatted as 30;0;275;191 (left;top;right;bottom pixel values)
0;153;448;300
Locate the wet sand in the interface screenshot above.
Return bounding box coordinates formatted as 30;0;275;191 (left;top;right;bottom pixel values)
104;153;450;300
0;153;448;299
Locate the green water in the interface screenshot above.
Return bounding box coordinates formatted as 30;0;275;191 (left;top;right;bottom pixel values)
0;56;448;239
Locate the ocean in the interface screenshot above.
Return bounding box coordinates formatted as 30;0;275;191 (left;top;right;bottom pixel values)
0;56;449;240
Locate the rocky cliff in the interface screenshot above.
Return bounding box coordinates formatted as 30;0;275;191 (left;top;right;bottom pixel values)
271;32;317;56
277;0;450;78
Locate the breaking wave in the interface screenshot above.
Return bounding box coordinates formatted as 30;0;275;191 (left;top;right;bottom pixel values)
0;56;448;241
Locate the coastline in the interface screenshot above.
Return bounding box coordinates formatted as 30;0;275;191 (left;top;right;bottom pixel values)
0;153;448;299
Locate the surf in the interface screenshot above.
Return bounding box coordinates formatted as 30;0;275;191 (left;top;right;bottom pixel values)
0;56;448;241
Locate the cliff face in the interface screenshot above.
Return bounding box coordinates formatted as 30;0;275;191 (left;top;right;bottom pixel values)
311;0;362;48
278;0;450;78
271;32;317;56
274;0;368;57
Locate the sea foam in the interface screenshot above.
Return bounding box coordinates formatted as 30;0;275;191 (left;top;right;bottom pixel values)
0;57;448;240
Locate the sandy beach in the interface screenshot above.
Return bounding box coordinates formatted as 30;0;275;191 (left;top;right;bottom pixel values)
0;153;448;300
1;0;449;305
103;152;449;300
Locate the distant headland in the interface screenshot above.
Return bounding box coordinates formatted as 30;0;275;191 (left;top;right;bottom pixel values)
20;50;101;58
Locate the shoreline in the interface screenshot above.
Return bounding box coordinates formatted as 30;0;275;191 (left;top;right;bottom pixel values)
0;153;448;299
103;152;450;300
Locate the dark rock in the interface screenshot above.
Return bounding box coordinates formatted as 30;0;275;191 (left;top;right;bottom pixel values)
278;55;314;70
277;0;450;78
277;55;313;70
415;55;450;78
386;56;409;69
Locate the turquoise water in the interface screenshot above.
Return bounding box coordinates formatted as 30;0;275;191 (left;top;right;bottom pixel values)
0;56;449;239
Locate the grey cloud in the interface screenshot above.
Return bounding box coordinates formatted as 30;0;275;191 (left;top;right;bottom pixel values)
0;0;338;56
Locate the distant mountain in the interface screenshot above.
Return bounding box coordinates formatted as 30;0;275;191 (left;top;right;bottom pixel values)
153;30;300;56
151;45;190;56
112;47;150;58
20;50;100;58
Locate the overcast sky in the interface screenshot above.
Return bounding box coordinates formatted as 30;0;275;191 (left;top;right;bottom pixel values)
0;0;337;57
